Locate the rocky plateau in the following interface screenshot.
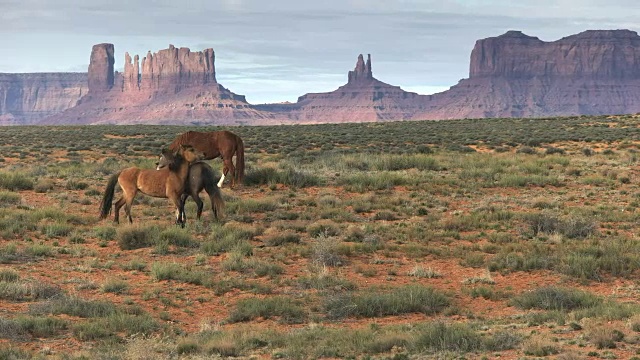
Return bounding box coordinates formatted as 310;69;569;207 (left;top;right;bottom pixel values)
3;29;640;125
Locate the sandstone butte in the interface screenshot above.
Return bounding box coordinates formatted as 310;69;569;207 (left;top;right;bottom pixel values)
3;29;640;126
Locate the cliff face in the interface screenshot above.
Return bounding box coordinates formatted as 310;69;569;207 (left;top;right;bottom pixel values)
256;54;428;123
42;44;262;125
415;29;640;120
469;30;640;79
134;45;216;92
0;73;87;125
285;29;640;122
15;29;640;126
87;43;115;93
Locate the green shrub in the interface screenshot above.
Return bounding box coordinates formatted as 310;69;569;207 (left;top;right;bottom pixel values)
159;227;196;248
325;285;450;319
297;273;356;291
200;223;257;255
73;321;114;341
573;301;640;322
0;347;31;359
278;167;323;187
544;146;565;155
516;146;537;154
0;172;34;191
410;322;485;353
0;191;21;206
408;265;442;279
101;279;129;294
121;259;147;271
244;166;321;187
65;179;89;190
510;286;602;311
582;147;595;156
0;268;19;282
24;244;53;257
94;226;117;241
370;154;440;171
30;296;118;318
0;281;62;301
117;225;158;250
488;249;555;273
228;296;307;324
307;220;341;237
374;210;398;221
523;337;559;356
337;172;412;192
264;232;301;246
311;234;343;267
176;341;201;355
150;262;208;286
41;223;73;238
33;179;55;193
228;198;278;214
525;212;597;239
13;316;68;338
243;167;279;186
221;252;284;277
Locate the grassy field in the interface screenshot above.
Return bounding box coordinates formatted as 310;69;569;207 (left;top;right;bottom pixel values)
1;115;640;359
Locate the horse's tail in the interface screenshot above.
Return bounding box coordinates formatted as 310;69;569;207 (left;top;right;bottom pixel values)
235;135;245;185
205;181;225;220
210;186;225;221
99;172;120;220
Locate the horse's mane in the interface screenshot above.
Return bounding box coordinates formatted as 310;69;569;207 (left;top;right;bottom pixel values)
161;150;186;172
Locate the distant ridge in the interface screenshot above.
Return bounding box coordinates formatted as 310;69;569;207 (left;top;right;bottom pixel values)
3;29;640;125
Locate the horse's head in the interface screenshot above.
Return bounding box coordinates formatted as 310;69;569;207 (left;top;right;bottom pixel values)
156;148;177;170
177;144;205;164
156;145;203;170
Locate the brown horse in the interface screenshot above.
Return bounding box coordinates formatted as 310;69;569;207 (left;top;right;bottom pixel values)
168;130;245;188
99;145;202;227
179;161;225;223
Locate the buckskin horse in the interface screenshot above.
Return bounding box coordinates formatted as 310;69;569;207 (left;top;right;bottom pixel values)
99;145;202;227
168;130;245;188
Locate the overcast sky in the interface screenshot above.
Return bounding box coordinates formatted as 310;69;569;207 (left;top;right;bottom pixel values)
2;0;639;103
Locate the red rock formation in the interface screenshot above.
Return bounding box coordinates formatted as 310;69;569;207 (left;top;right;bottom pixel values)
0;73;87;125
416;29;640;120
348;54;373;83
87;43;114;93
134;45;216;93
40;44;264;125
254;54;426;123
123;53;139;92
469;30;640;79
29;29;640;125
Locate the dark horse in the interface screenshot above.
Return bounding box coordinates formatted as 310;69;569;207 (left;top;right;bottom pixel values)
168;130;245;188
179;160;225;223
99;145;201;227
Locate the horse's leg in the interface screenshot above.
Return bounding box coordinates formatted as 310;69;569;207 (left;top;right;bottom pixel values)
113;197;126;224
222;156;235;188
169;193;184;228
125;193;136;224
193;192;204;220
179;193;189;224
217;170;226;188
117;179;138;224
